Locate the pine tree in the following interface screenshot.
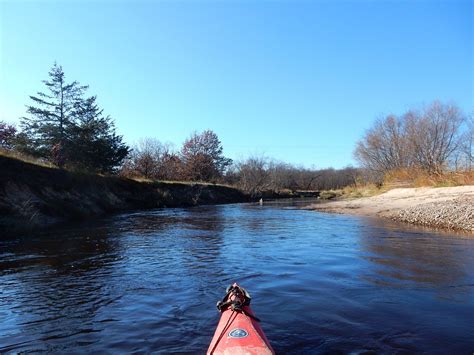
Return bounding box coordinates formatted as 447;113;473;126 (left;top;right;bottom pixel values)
67;96;130;173
19;63;129;172
20;63;87;165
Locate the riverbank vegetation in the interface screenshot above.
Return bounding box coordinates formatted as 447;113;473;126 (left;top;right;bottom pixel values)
308;102;474;232
11;63;129;173
354;101;473;185
1;64;473;202
120;138;360;197
1;64;361;198
0;154;247;230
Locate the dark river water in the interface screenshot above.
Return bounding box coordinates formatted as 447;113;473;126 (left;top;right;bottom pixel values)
1;200;473;354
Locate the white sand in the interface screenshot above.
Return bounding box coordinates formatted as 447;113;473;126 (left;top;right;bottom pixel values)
307;186;474;232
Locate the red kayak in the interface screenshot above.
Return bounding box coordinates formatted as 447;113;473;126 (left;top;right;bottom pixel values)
207;283;275;355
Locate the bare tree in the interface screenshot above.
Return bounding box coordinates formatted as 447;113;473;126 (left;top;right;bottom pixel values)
354;101;466;175
232;155;360;195
235;155;272;197
406;101;464;174
461;114;473;170
122;138;179;180
132;138;163;178
354;114;409;173
269;162;299;191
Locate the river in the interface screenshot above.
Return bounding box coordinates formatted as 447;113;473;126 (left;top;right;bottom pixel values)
1;200;473;353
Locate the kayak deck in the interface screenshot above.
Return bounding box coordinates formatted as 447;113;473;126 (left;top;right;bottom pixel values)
207;284;274;355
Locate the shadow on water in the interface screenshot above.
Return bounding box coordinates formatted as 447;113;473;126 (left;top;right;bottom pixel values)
360;218;473;297
0;225;122;352
1;200;473;353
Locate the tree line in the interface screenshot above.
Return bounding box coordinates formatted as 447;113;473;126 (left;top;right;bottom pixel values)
118;135;358;194
2;64;471;193
225;156;358;196
354;101;473;177
0;64;235;181
1;63;356;194
119;131;232;182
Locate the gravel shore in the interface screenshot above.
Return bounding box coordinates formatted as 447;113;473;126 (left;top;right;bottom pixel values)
306;186;474;233
392;195;474;232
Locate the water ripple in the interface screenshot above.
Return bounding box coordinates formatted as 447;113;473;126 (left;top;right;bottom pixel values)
1;200;473;353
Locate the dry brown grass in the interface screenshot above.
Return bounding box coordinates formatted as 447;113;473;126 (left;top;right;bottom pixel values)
341;183;386;198
384;168;474;188
319;183;384;200
0;148;55;169
0;149;236;189
128;176;235;188
320;169;474;200
321;170;474;202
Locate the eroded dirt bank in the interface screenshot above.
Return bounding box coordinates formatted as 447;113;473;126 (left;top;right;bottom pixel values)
306;186;474;233
0;156;248;231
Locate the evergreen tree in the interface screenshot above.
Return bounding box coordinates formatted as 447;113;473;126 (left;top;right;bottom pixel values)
68;96;130;173
20;63;87;165
19;63;129;172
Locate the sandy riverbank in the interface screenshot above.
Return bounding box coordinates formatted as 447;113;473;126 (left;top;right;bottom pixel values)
306;186;474;233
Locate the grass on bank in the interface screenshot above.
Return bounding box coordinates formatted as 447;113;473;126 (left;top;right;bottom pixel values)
0;148;235;188
384;168;474;188
3;148;473;196
0;148;56;169
130;176;234;188
319;183;384;200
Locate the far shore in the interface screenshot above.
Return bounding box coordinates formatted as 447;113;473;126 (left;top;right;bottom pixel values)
305;185;474;233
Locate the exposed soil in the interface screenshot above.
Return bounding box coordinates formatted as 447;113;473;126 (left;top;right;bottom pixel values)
0;156;248;231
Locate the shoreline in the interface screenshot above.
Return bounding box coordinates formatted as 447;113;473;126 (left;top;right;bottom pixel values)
0;155;249;232
305;186;474;233
0;155;318;232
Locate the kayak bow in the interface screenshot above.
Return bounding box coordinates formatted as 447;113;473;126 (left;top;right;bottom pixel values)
207;283;275;355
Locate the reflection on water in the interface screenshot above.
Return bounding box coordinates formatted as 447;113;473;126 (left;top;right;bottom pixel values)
360;220;471;295
1;201;473;353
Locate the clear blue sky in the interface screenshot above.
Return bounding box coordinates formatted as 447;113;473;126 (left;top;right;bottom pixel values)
0;0;472;168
